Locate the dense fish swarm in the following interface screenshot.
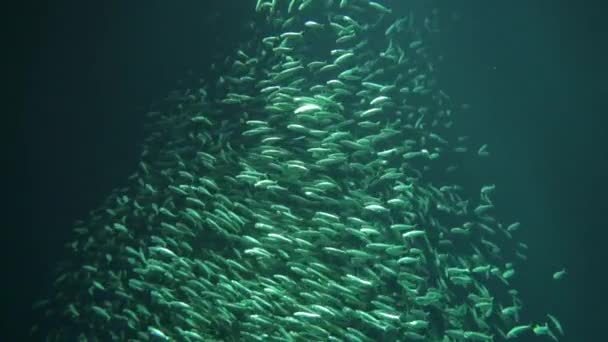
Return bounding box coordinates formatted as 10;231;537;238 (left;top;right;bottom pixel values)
33;0;564;341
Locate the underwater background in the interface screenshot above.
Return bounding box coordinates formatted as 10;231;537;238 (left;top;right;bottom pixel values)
3;0;607;341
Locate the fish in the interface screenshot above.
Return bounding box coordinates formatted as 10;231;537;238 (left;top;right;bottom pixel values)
547;314;564;336
35;0;563;340
506;324;531;339
553;268;567;280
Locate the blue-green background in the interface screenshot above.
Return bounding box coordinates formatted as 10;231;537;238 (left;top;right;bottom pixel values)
4;1;605;340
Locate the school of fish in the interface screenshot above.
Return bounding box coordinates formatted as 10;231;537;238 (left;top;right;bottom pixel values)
31;0;564;341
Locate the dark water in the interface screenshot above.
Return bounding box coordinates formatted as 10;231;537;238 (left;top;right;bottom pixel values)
4;0;606;340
